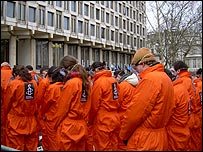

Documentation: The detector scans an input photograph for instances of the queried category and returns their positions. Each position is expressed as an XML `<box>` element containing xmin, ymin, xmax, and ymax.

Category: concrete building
<box><xmin>1</xmin><ymin>1</ymin><xmax>147</xmax><ymax>72</ymax></box>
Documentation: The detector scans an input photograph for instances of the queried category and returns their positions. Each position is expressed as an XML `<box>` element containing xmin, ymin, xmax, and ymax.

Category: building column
<box><xmin>9</xmin><ymin>35</ymin><xmax>16</xmax><ymax>67</ymax></box>
<box><xmin>99</xmin><ymin>49</ymin><xmax>102</xmax><ymax>61</ymax></box>
<box><xmin>89</xmin><ymin>47</ymin><xmax>92</xmax><ymax>66</ymax></box>
<box><xmin>64</xmin><ymin>43</ymin><xmax>68</xmax><ymax>56</ymax></box>
<box><xmin>49</xmin><ymin>41</ymin><xmax>53</xmax><ymax>66</ymax></box>
<box><xmin>77</xmin><ymin>46</ymin><xmax>81</xmax><ymax>64</ymax></box>
<box><xmin>30</xmin><ymin>39</ymin><xmax>36</xmax><ymax>70</ymax></box>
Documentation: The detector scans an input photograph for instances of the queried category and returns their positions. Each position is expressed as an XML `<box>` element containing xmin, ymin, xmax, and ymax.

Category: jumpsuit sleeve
<box><xmin>119</xmin><ymin>79</ymin><xmax>160</xmax><ymax>140</ymax></box>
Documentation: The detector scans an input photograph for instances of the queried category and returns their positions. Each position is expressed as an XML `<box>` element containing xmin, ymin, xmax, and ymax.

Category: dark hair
<box><xmin>13</xmin><ymin>65</ymin><xmax>32</xmax><ymax>81</ymax></box>
<box><xmin>172</xmin><ymin>60</ymin><xmax>188</xmax><ymax>71</ymax></box>
<box><xmin>26</xmin><ymin>65</ymin><xmax>33</xmax><ymax>71</ymax></box>
<box><xmin>196</xmin><ymin>68</ymin><xmax>202</xmax><ymax>75</ymax></box>
<box><xmin>164</xmin><ymin>68</ymin><xmax>176</xmax><ymax>81</ymax></box>
<box><xmin>47</xmin><ymin>66</ymin><xmax>58</xmax><ymax>78</ymax></box>
<box><xmin>60</xmin><ymin>55</ymin><xmax>90</xmax><ymax>95</ymax></box>
<box><xmin>114</xmin><ymin>70</ymin><xmax>125</xmax><ymax>78</ymax></box>
<box><xmin>51</xmin><ymin>68</ymin><xmax>64</xmax><ymax>83</ymax></box>
<box><xmin>90</xmin><ymin>61</ymin><xmax>106</xmax><ymax>71</ymax></box>
<box><xmin>40</xmin><ymin>66</ymin><xmax>49</xmax><ymax>74</ymax></box>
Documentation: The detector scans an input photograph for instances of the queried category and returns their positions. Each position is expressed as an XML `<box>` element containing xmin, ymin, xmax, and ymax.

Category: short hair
<box><xmin>90</xmin><ymin>61</ymin><xmax>106</xmax><ymax>71</ymax></box>
<box><xmin>172</xmin><ymin>61</ymin><xmax>188</xmax><ymax>71</ymax></box>
<box><xmin>26</xmin><ymin>65</ymin><xmax>33</xmax><ymax>71</ymax></box>
<box><xmin>196</xmin><ymin>68</ymin><xmax>202</xmax><ymax>75</ymax></box>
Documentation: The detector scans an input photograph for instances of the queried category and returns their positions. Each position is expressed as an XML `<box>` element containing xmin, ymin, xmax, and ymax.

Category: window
<box><xmin>130</xmin><ymin>22</ymin><xmax>133</xmax><ymax>32</ymax></box>
<box><xmin>137</xmin><ymin>25</ymin><xmax>139</xmax><ymax>34</ymax></box>
<box><xmin>47</xmin><ymin>1</ymin><xmax>53</xmax><ymax>6</ymax></box>
<box><xmin>36</xmin><ymin>40</ymin><xmax>49</xmax><ymax>69</ymax></box>
<box><xmin>123</xmin><ymin>32</ymin><xmax>126</xmax><ymax>45</ymax></box>
<box><xmin>68</xmin><ymin>45</ymin><xmax>78</xmax><ymax>58</ymax></box>
<box><xmin>90</xmin><ymin>24</ymin><xmax>95</xmax><ymax>36</ymax></box>
<box><xmin>71</xmin><ymin>15</ymin><xmax>76</xmax><ymax>33</ymax></box>
<box><xmin>96</xmin><ymin>24</ymin><xmax>100</xmax><ymax>39</ymax></box>
<box><xmin>119</xmin><ymin>3</ymin><xmax>122</xmax><ymax>13</ymax></box>
<box><xmin>101</xmin><ymin>8</ymin><xmax>104</xmax><ymax>22</ymax></box>
<box><xmin>101</xmin><ymin>1</ymin><xmax>104</xmax><ymax>5</ymax></box>
<box><xmin>119</xmin><ymin>33</ymin><xmax>122</xmax><ymax>43</ymax></box>
<box><xmin>90</xmin><ymin>4</ymin><xmax>94</xmax><ymax>19</ymax></box>
<box><xmin>106</xmin><ymin>1</ymin><xmax>109</xmax><ymax>8</ymax></box>
<box><xmin>81</xmin><ymin>47</ymin><xmax>90</xmax><ymax>67</ymax></box>
<box><xmin>48</xmin><ymin>12</ymin><xmax>54</xmax><ymax>26</ymax></box>
<box><xmin>110</xmin><ymin>1</ymin><xmax>113</xmax><ymax>9</ymax></box>
<box><xmin>101</xmin><ymin>27</ymin><xmax>105</xmax><ymax>39</ymax></box>
<box><xmin>64</xmin><ymin>16</ymin><xmax>69</xmax><ymax>30</ymax></box>
<box><xmin>78</xmin><ymin>1</ymin><xmax>82</xmax><ymax>15</ymax></box>
<box><xmin>84</xmin><ymin>19</ymin><xmax>89</xmax><ymax>36</ymax></box>
<box><xmin>119</xmin><ymin>16</ymin><xmax>122</xmax><ymax>29</ymax></box>
<box><xmin>115</xmin><ymin>16</ymin><xmax>118</xmax><ymax>27</ymax></box>
<box><xmin>56</xmin><ymin>1</ymin><xmax>61</xmax><ymax>7</ymax></box>
<box><xmin>111</xmin><ymin>12</ymin><xmax>114</xmax><ymax>26</ymax></box>
<box><xmin>103</xmin><ymin>50</ymin><xmax>109</xmax><ymax>66</ymax></box>
<box><xmin>134</xmin><ymin>37</ymin><xmax>136</xmax><ymax>46</ymax></box>
<box><xmin>96</xmin><ymin>8</ymin><xmax>100</xmax><ymax>20</ymax></box>
<box><xmin>78</xmin><ymin>20</ymin><xmax>83</xmax><ymax>33</ymax></box>
<box><xmin>7</xmin><ymin>1</ymin><xmax>15</xmax><ymax>18</ymax></box>
<box><xmin>1</xmin><ymin>1</ymin><xmax>3</xmax><ymax>17</ymax></box>
<box><xmin>52</xmin><ymin>42</ymin><xmax>64</xmax><ymax>67</ymax></box>
<box><xmin>1</xmin><ymin>40</ymin><xmax>9</xmax><ymax>64</ymax></box>
<box><xmin>18</xmin><ymin>2</ymin><xmax>25</xmax><ymax>21</ymax></box>
<box><xmin>111</xmin><ymin>30</ymin><xmax>114</xmax><ymax>41</ymax></box>
<box><xmin>115</xmin><ymin>30</ymin><xmax>118</xmax><ymax>43</ymax></box>
<box><xmin>84</xmin><ymin>4</ymin><xmax>89</xmax><ymax>16</ymax></box>
<box><xmin>106</xmin><ymin>12</ymin><xmax>109</xmax><ymax>24</ymax></box>
<box><xmin>38</xmin><ymin>6</ymin><xmax>45</xmax><ymax>25</ymax></box>
<box><xmin>115</xmin><ymin>1</ymin><xmax>117</xmax><ymax>12</ymax></box>
<box><xmin>127</xmin><ymin>19</ymin><xmax>129</xmax><ymax>31</ymax></box>
<box><xmin>123</xmin><ymin>19</ymin><xmax>126</xmax><ymax>30</ymax></box>
<box><xmin>29</xmin><ymin>6</ymin><xmax>36</xmax><ymax>22</ymax></box>
<box><xmin>127</xmin><ymin>35</ymin><xmax>130</xmax><ymax>45</ymax></box>
<box><xmin>130</xmin><ymin>7</ymin><xmax>132</xmax><ymax>18</ymax></box>
<box><xmin>106</xmin><ymin>27</ymin><xmax>109</xmax><ymax>40</ymax></box>
<box><xmin>64</xmin><ymin>1</ymin><xmax>69</xmax><ymax>11</ymax></box>
<box><xmin>56</xmin><ymin>11</ymin><xmax>62</xmax><ymax>29</ymax></box>
<box><xmin>92</xmin><ymin>48</ymin><xmax>100</xmax><ymax>63</ymax></box>
<box><xmin>71</xmin><ymin>1</ymin><xmax>76</xmax><ymax>12</ymax></box>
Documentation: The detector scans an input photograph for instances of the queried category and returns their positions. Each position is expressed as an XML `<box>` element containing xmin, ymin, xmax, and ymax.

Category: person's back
<box><xmin>165</xmin><ymin>68</ymin><xmax>190</xmax><ymax>150</ymax></box>
<box><xmin>40</xmin><ymin>68</ymin><xmax>64</xmax><ymax>151</ymax></box>
<box><xmin>4</xmin><ymin>65</ymin><xmax>39</xmax><ymax>151</ymax></box>
<box><xmin>172</xmin><ymin>61</ymin><xmax>202</xmax><ymax>151</ymax></box>
<box><xmin>119</xmin><ymin>47</ymin><xmax>175</xmax><ymax>150</ymax></box>
<box><xmin>117</xmin><ymin>73</ymin><xmax>139</xmax><ymax>150</ymax></box>
<box><xmin>88</xmin><ymin>61</ymin><xmax>120</xmax><ymax>150</ymax></box>
<box><xmin>1</xmin><ymin>62</ymin><xmax>13</xmax><ymax>145</ymax></box>
<box><xmin>52</xmin><ymin>55</ymin><xmax>91</xmax><ymax>151</ymax></box>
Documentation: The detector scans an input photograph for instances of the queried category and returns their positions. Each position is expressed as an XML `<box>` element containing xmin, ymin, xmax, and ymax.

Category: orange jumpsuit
<box><xmin>35</xmin><ymin>77</ymin><xmax>50</xmax><ymax>131</ymax></box>
<box><xmin>119</xmin><ymin>63</ymin><xmax>175</xmax><ymax>150</ymax></box>
<box><xmin>53</xmin><ymin>77</ymin><xmax>91</xmax><ymax>151</ymax></box>
<box><xmin>40</xmin><ymin>82</ymin><xmax>64</xmax><ymax>151</ymax></box>
<box><xmin>1</xmin><ymin>65</ymin><xmax>13</xmax><ymax>145</ymax></box>
<box><xmin>177</xmin><ymin>71</ymin><xmax>202</xmax><ymax>151</ymax></box>
<box><xmin>166</xmin><ymin>78</ymin><xmax>190</xmax><ymax>150</ymax></box>
<box><xmin>89</xmin><ymin>69</ymin><xmax>120</xmax><ymax>150</ymax></box>
<box><xmin>4</xmin><ymin>77</ymin><xmax>39</xmax><ymax>151</ymax></box>
<box><xmin>117</xmin><ymin>74</ymin><xmax>138</xmax><ymax>150</ymax></box>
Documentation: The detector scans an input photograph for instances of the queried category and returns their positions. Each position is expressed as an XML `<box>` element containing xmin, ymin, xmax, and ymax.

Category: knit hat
<box><xmin>131</xmin><ymin>47</ymin><xmax>156</xmax><ymax>65</ymax></box>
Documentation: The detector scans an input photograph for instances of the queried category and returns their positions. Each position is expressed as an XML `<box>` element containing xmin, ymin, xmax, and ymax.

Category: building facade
<box><xmin>1</xmin><ymin>1</ymin><xmax>147</xmax><ymax>72</ymax></box>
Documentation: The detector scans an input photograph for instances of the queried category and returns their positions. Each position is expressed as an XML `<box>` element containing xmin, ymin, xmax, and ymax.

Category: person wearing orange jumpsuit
<box><xmin>26</xmin><ymin>65</ymin><xmax>42</xmax><ymax>85</ymax></box>
<box><xmin>117</xmin><ymin>72</ymin><xmax>139</xmax><ymax>150</ymax></box>
<box><xmin>164</xmin><ymin>68</ymin><xmax>190</xmax><ymax>150</ymax></box>
<box><xmin>40</xmin><ymin>68</ymin><xmax>64</xmax><ymax>151</ymax></box>
<box><xmin>88</xmin><ymin>61</ymin><xmax>120</xmax><ymax>150</ymax></box>
<box><xmin>52</xmin><ymin>55</ymin><xmax>92</xmax><ymax>151</ymax></box>
<box><xmin>4</xmin><ymin>65</ymin><xmax>39</xmax><ymax>151</ymax></box>
<box><xmin>172</xmin><ymin>61</ymin><xmax>202</xmax><ymax>151</ymax></box>
<box><xmin>119</xmin><ymin>47</ymin><xmax>175</xmax><ymax>150</ymax></box>
<box><xmin>1</xmin><ymin>62</ymin><xmax>13</xmax><ymax>145</ymax></box>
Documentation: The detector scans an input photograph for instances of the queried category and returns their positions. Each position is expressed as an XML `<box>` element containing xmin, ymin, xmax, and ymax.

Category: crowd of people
<box><xmin>1</xmin><ymin>47</ymin><xmax>202</xmax><ymax>151</ymax></box>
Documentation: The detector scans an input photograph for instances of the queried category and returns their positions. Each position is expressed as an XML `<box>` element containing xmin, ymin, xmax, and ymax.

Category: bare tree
<box><xmin>146</xmin><ymin>1</ymin><xmax>202</xmax><ymax>68</ymax></box>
